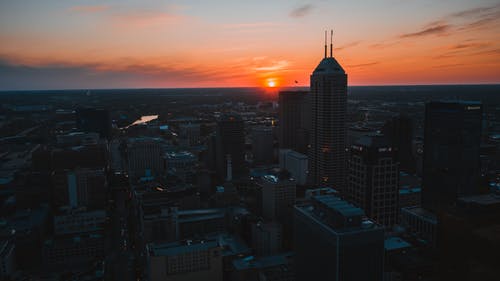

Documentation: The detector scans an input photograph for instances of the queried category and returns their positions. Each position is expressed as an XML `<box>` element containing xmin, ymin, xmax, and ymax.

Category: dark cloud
<box><xmin>347</xmin><ymin>62</ymin><xmax>379</xmax><ymax>68</ymax></box>
<box><xmin>336</xmin><ymin>41</ymin><xmax>362</xmax><ymax>51</ymax></box>
<box><xmin>289</xmin><ymin>4</ymin><xmax>313</xmax><ymax>18</ymax></box>
<box><xmin>432</xmin><ymin>63</ymin><xmax>465</xmax><ymax>69</ymax></box>
<box><xmin>451</xmin><ymin>4</ymin><xmax>500</xmax><ymax>18</ymax></box>
<box><xmin>399</xmin><ymin>23</ymin><xmax>451</xmax><ymax>38</ymax></box>
<box><xmin>0</xmin><ymin>57</ymin><xmax>246</xmax><ymax>90</ymax></box>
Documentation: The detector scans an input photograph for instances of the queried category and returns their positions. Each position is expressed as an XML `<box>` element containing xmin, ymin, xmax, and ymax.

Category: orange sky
<box><xmin>0</xmin><ymin>1</ymin><xmax>499</xmax><ymax>90</ymax></box>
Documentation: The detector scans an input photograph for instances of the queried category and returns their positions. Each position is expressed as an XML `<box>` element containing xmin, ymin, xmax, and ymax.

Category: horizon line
<box><xmin>1</xmin><ymin>82</ymin><xmax>500</xmax><ymax>93</ymax></box>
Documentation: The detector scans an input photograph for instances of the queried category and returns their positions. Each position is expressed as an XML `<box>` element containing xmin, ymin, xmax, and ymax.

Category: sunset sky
<box><xmin>1</xmin><ymin>0</ymin><xmax>499</xmax><ymax>90</ymax></box>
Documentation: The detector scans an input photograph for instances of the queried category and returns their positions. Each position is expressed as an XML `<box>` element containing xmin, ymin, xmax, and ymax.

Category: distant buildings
<box><xmin>294</xmin><ymin>195</ymin><xmax>384</xmax><ymax>281</ymax></box>
<box><xmin>308</xmin><ymin>41</ymin><xmax>348</xmax><ymax>190</ymax></box>
<box><xmin>347</xmin><ymin>135</ymin><xmax>399</xmax><ymax>227</ymax></box>
<box><xmin>75</xmin><ymin>107</ymin><xmax>111</xmax><ymax>139</ymax></box>
<box><xmin>422</xmin><ymin>101</ymin><xmax>483</xmax><ymax>213</ymax></box>
<box><xmin>178</xmin><ymin>123</ymin><xmax>201</xmax><ymax>146</ymax></box>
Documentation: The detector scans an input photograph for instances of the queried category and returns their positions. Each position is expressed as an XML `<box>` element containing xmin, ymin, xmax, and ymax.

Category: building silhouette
<box><xmin>347</xmin><ymin>135</ymin><xmax>399</xmax><ymax>227</ymax></box>
<box><xmin>294</xmin><ymin>195</ymin><xmax>384</xmax><ymax>281</ymax></box>
<box><xmin>422</xmin><ymin>101</ymin><xmax>482</xmax><ymax>213</ymax></box>
<box><xmin>251</xmin><ymin>126</ymin><xmax>274</xmax><ymax>165</ymax></box>
<box><xmin>278</xmin><ymin>91</ymin><xmax>309</xmax><ymax>153</ymax></box>
<box><xmin>308</xmin><ymin>32</ymin><xmax>348</xmax><ymax>191</ymax></box>
<box><xmin>382</xmin><ymin>114</ymin><xmax>415</xmax><ymax>173</ymax></box>
<box><xmin>216</xmin><ymin>114</ymin><xmax>245</xmax><ymax>180</ymax></box>
<box><xmin>75</xmin><ymin>107</ymin><xmax>111</xmax><ymax>139</ymax></box>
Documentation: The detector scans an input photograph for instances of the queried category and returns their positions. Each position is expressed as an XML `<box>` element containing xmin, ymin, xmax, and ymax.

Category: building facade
<box><xmin>308</xmin><ymin>44</ymin><xmax>348</xmax><ymax>191</ymax></box>
<box><xmin>347</xmin><ymin>135</ymin><xmax>399</xmax><ymax>227</ymax></box>
<box><xmin>422</xmin><ymin>101</ymin><xmax>482</xmax><ymax>212</ymax></box>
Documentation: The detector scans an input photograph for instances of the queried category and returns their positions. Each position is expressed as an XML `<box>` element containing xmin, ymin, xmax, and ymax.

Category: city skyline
<box><xmin>1</xmin><ymin>0</ymin><xmax>500</xmax><ymax>90</ymax></box>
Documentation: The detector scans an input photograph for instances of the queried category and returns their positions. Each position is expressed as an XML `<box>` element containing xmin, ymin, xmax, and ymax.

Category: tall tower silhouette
<box><xmin>308</xmin><ymin>30</ymin><xmax>348</xmax><ymax>191</ymax></box>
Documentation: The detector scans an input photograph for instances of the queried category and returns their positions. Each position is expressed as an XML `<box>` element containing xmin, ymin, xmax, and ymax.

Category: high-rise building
<box><xmin>251</xmin><ymin>126</ymin><xmax>274</xmax><ymax>165</ymax></box>
<box><xmin>126</xmin><ymin>137</ymin><xmax>164</xmax><ymax>180</ymax></box>
<box><xmin>279</xmin><ymin>149</ymin><xmax>308</xmax><ymax>185</ymax></box>
<box><xmin>382</xmin><ymin>114</ymin><xmax>415</xmax><ymax>173</ymax></box>
<box><xmin>216</xmin><ymin>114</ymin><xmax>245</xmax><ymax>180</ymax></box>
<box><xmin>278</xmin><ymin>91</ymin><xmax>309</xmax><ymax>153</ymax></box>
<box><xmin>52</xmin><ymin>168</ymin><xmax>107</xmax><ymax>209</ymax></box>
<box><xmin>308</xmin><ymin>33</ymin><xmax>348</xmax><ymax>191</ymax></box>
<box><xmin>251</xmin><ymin>221</ymin><xmax>282</xmax><ymax>256</ymax></box>
<box><xmin>294</xmin><ymin>195</ymin><xmax>384</xmax><ymax>281</ymax></box>
<box><xmin>347</xmin><ymin>135</ymin><xmax>399</xmax><ymax>227</ymax></box>
<box><xmin>259</xmin><ymin>174</ymin><xmax>296</xmax><ymax>222</ymax></box>
<box><xmin>178</xmin><ymin>123</ymin><xmax>201</xmax><ymax>146</ymax></box>
<box><xmin>422</xmin><ymin>101</ymin><xmax>482</xmax><ymax>213</ymax></box>
<box><xmin>75</xmin><ymin>107</ymin><xmax>111</xmax><ymax>139</ymax></box>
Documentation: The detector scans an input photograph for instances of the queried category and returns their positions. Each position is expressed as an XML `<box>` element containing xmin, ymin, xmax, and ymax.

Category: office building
<box><xmin>347</xmin><ymin>135</ymin><xmax>399</xmax><ymax>227</ymax></box>
<box><xmin>164</xmin><ymin>151</ymin><xmax>197</xmax><ymax>182</ymax></box>
<box><xmin>0</xmin><ymin>239</ymin><xmax>16</xmax><ymax>279</ymax></box>
<box><xmin>147</xmin><ymin>239</ymin><xmax>223</xmax><ymax>281</ymax></box>
<box><xmin>308</xmin><ymin>34</ymin><xmax>348</xmax><ymax>190</ymax></box>
<box><xmin>75</xmin><ymin>107</ymin><xmax>111</xmax><ymax>139</ymax></box>
<box><xmin>216</xmin><ymin>114</ymin><xmax>245</xmax><ymax>180</ymax></box>
<box><xmin>179</xmin><ymin>123</ymin><xmax>201</xmax><ymax>146</ymax></box>
<box><xmin>259</xmin><ymin>174</ymin><xmax>296</xmax><ymax>222</ymax></box>
<box><xmin>382</xmin><ymin>114</ymin><xmax>415</xmax><ymax>173</ymax></box>
<box><xmin>52</xmin><ymin>168</ymin><xmax>107</xmax><ymax>209</ymax></box>
<box><xmin>231</xmin><ymin>252</ymin><xmax>294</xmax><ymax>281</ymax></box>
<box><xmin>53</xmin><ymin>209</ymin><xmax>106</xmax><ymax>235</ymax></box>
<box><xmin>251</xmin><ymin>221</ymin><xmax>282</xmax><ymax>256</ymax></box>
<box><xmin>251</xmin><ymin>126</ymin><xmax>274</xmax><ymax>165</ymax></box>
<box><xmin>279</xmin><ymin>149</ymin><xmax>308</xmax><ymax>185</ymax></box>
<box><xmin>294</xmin><ymin>195</ymin><xmax>384</xmax><ymax>281</ymax></box>
<box><xmin>278</xmin><ymin>91</ymin><xmax>309</xmax><ymax>153</ymax></box>
<box><xmin>400</xmin><ymin>206</ymin><xmax>437</xmax><ymax>246</ymax></box>
<box><xmin>127</xmin><ymin>137</ymin><xmax>164</xmax><ymax>180</ymax></box>
<box><xmin>422</xmin><ymin>101</ymin><xmax>482</xmax><ymax>212</ymax></box>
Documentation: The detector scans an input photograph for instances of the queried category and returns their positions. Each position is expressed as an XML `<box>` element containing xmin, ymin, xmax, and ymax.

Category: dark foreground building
<box><xmin>294</xmin><ymin>195</ymin><xmax>384</xmax><ymax>281</ymax></box>
<box><xmin>422</xmin><ymin>101</ymin><xmax>482</xmax><ymax>213</ymax></box>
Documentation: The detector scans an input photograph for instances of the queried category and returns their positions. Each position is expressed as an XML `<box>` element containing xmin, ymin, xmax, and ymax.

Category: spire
<box><xmin>324</xmin><ymin>30</ymin><xmax>327</xmax><ymax>58</ymax></box>
<box><xmin>330</xmin><ymin>29</ymin><xmax>333</xmax><ymax>57</ymax></box>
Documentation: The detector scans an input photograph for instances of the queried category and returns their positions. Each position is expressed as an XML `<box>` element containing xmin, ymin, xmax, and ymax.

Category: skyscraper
<box><xmin>294</xmin><ymin>195</ymin><xmax>384</xmax><ymax>281</ymax></box>
<box><xmin>216</xmin><ymin>114</ymin><xmax>245</xmax><ymax>180</ymax></box>
<box><xmin>382</xmin><ymin>114</ymin><xmax>415</xmax><ymax>173</ymax></box>
<box><xmin>347</xmin><ymin>135</ymin><xmax>399</xmax><ymax>227</ymax></box>
<box><xmin>278</xmin><ymin>91</ymin><xmax>309</xmax><ymax>153</ymax></box>
<box><xmin>251</xmin><ymin>125</ymin><xmax>274</xmax><ymax>165</ymax></box>
<box><xmin>308</xmin><ymin>31</ymin><xmax>348</xmax><ymax>191</ymax></box>
<box><xmin>422</xmin><ymin>101</ymin><xmax>482</xmax><ymax>213</ymax></box>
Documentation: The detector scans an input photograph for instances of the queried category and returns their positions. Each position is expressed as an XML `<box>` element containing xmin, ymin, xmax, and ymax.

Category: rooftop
<box><xmin>385</xmin><ymin>237</ymin><xmax>412</xmax><ymax>251</ymax></box>
<box><xmin>232</xmin><ymin>252</ymin><xmax>293</xmax><ymax>270</ymax></box>
<box><xmin>149</xmin><ymin>239</ymin><xmax>219</xmax><ymax>256</ymax></box>
<box><xmin>313</xmin><ymin>57</ymin><xmax>345</xmax><ymax>74</ymax></box>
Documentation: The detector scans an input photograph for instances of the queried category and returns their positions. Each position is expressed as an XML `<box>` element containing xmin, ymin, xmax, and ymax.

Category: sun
<box><xmin>267</xmin><ymin>80</ymin><xmax>276</xmax><ymax>87</ymax></box>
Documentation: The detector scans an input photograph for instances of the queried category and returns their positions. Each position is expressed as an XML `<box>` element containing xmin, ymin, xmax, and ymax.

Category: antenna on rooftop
<box><xmin>330</xmin><ymin>29</ymin><xmax>333</xmax><ymax>57</ymax></box>
<box><xmin>324</xmin><ymin>30</ymin><xmax>327</xmax><ymax>58</ymax></box>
